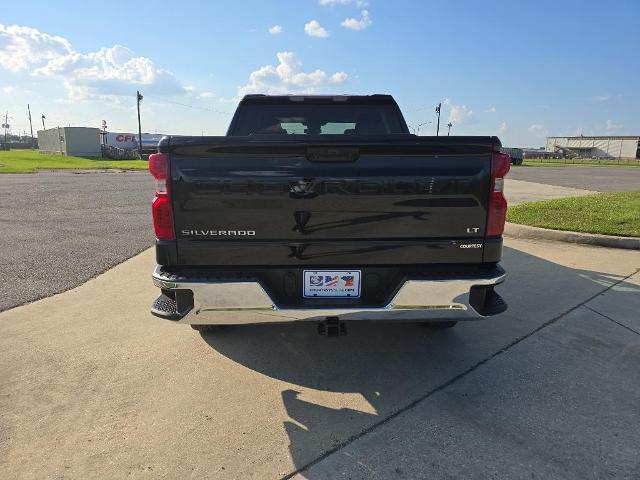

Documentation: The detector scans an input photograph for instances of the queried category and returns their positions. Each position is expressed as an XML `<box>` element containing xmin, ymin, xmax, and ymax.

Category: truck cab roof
<box><xmin>238</xmin><ymin>94</ymin><xmax>399</xmax><ymax>106</ymax></box>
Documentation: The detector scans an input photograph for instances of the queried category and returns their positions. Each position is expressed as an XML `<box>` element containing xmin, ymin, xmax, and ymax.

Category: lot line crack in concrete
<box><xmin>583</xmin><ymin>304</ymin><xmax>640</xmax><ymax>336</ymax></box>
<box><xmin>282</xmin><ymin>267</ymin><xmax>640</xmax><ymax>480</ymax></box>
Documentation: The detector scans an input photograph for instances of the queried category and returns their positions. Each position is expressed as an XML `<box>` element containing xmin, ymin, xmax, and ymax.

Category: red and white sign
<box><xmin>104</xmin><ymin>132</ymin><xmax>164</xmax><ymax>149</ymax></box>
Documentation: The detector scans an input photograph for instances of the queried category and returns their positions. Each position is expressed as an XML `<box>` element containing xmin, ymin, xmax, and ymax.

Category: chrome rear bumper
<box><xmin>151</xmin><ymin>266</ymin><xmax>506</xmax><ymax>325</ymax></box>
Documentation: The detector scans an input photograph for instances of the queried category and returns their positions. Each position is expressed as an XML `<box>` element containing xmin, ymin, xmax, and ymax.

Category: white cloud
<box><xmin>0</xmin><ymin>24</ymin><xmax>72</xmax><ymax>71</ymax></box>
<box><xmin>184</xmin><ymin>85</ymin><xmax>195</xmax><ymax>93</ymax></box>
<box><xmin>0</xmin><ymin>23</ymin><xmax>183</xmax><ymax>100</ymax></box>
<box><xmin>443</xmin><ymin>98</ymin><xmax>473</xmax><ymax>124</ymax></box>
<box><xmin>498</xmin><ymin>121</ymin><xmax>508</xmax><ymax>134</ymax></box>
<box><xmin>591</xmin><ymin>93</ymin><xmax>622</xmax><ymax>102</ymax></box>
<box><xmin>304</xmin><ymin>20</ymin><xmax>329</xmax><ymax>38</ymax></box>
<box><xmin>199</xmin><ymin>91</ymin><xmax>215</xmax><ymax>98</ymax></box>
<box><xmin>2</xmin><ymin>85</ymin><xmax>15</xmax><ymax>94</ymax></box>
<box><xmin>320</xmin><ymin>0</ymin><xmax>368</xmax><ymax>6</ymax></box>
<box><xmin>237</xmin><ymin>51</ymin><xmax>347</xmax><ymax>97</ymax></box>
<box><xmin>341</xmin><ymin>10</ymin><xmax>372</xmax><ymax>30</ymax></box>
<box><xmin>606</xmin><ymin>119</ymin><xmax>623</xmax><ymax>131</ymax></box>
<box><xmin>268</xmin><ymin>25</ymin><xmax>283</xmax><ymax>35</ymax></box>
<box><xmin>528</xmin><ymin>124</ymin><xmax>548</xmax><ymax>136</ymax></box>
<box><xmin>485</xmin><ymin>106</ymin><xmax>496</xmax><ymax>113</ymax></box>
<box><xmin>330</xmin><ymin>72</ymin><xmax>348</xmax><ymax>83</ymax></box>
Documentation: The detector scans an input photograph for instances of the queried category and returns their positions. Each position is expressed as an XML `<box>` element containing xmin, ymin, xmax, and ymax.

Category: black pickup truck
<box><xmin>150</xmin><ymin>94</ymin><xmax>509</xmax><ymax>334</ymax></box>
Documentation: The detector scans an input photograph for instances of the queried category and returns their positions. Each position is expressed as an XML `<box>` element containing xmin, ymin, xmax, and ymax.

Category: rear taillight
<box><xmin>487</xmin><ymin>152</ymin><xmax>511</xmax><ymax>237</ymax></box>
<box><xmin>149</xmin><ymin>153</ymin><xmax>175</xmax><ymax>240</ymax></box>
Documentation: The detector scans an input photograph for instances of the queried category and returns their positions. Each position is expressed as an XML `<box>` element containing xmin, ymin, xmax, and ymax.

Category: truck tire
<box><xmin>423</xmin><ymin>321</ymin><xmax>458</xmax><ymax>329</ymax></box>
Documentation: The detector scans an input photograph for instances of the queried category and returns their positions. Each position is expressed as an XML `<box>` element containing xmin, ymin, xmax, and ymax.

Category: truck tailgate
<box><xmin>167</xmin><ymin>136</ymin><xmax>497</xmax><ymax>266</ymax></box>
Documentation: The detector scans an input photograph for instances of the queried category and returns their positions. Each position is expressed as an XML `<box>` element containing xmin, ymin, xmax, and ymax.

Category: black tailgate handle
<box><xmin>306</xmin><ymin>147</ymin><xmax>360</xmax><ymax>163</ymax></box>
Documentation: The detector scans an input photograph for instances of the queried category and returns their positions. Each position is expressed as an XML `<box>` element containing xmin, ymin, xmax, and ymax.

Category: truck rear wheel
<box><xmin>423</xmin><ymin>321</ymin><xmax>458</xmax><ymax>329</ymax></box>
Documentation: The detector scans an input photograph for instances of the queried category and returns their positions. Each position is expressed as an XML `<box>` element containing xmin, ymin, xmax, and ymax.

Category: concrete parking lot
<box><xmin>1</xmin><ymin>239</ymin><xmax>638</xmax><ymax>479</ymax></box>
<box><xmin>1</xmin><ymin>167</ymin><xmax>639</xmax><ymax>479</ymax></box>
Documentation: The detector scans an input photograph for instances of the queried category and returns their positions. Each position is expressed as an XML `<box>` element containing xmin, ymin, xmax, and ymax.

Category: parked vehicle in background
<box><xmin>502</xmin><ymin>147</ymin><xmax>523</xmax><ymax>165</ymax></box>
<box><xmin>149</xmin><ymin>94</ymin><xmax>510</xmax><ymax>335</ymax></box>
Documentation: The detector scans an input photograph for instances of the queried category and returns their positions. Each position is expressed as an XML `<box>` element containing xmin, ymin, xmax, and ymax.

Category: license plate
<box><xmin>303</xmin><ymin>270</ymin><xmax>361</xmax><ymax>298</ymax></box>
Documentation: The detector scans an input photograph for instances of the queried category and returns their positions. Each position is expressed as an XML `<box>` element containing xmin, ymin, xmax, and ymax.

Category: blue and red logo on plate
<box><xmin>324</xmin><ymin>275</ymin><xmax>339</xmax><ymax>286</ymax></box>
<box><xmin>341</xmin><ymin>275</ymin><xmax>354</xmax><ymax>287</ymax></box>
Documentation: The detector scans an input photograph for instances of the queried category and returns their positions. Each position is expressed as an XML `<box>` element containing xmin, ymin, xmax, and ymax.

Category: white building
<box><xmin>37</xmin><ymin>127</ymin><xmax>101</xmax><ymax>157</ymax></box>
<box><xmin>546</xmin><ymin>136</ymin><xmax>640</xmax><ymax>159</ymax></box>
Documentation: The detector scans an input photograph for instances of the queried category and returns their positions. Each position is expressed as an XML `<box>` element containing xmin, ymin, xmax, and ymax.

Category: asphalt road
<box><xmin>1</xmin><ymin>240</ymin><xmax>638</xmax><ymax>479</ymax></box>
<box><xmin>0</xmin><ymin>172</ymin><xmax>153</xmax><ymax>311</ymax></box>
<box><xmin>508</xmin><ymin>165</ymin><xmax>640</xmax><ymax>192</ymax></box>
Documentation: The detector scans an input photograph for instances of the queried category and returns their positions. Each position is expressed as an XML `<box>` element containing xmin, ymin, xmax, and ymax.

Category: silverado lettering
<box><xmin>181</xmin><ymin>229</ymin><xmax>256</xmax><ymax>236</ymax></box>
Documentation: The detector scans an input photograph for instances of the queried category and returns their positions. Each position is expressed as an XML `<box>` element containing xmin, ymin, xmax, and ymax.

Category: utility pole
<box><xmin>3</xmin><ymin>111</ymin><xmax>8</xmax><ymax>150</ymax></box>
<box><xmin>41</xmin><ymin>114</ymin><xmax>46</xmax><ymax>130</ymax></box>
<box><xmin>57</xmin><ymin>126</ymin><xmax>64</xmax><ymax>155</ymax></box>
<box><xmin>136</xmin><ymin>90</ymin><xmax>143</xmax><ymax>158</ymax></box>
<box><xmin>27</xmin><ymin>104</ymin><xmax>34</xmax><ymax>149</ymax></box>
<box><xmin>447</xmin><ymin>122</ymin><xmax>453</xmax><ymax>136</ymax></box>
<box><xmin>435</xmin><ymin>103</ymin><xmax>441</xmax><ymax>136</ymax></box>
<box><xmin>100</xmin><ymin>120</ymin><xmax>107</xmax><ymax>145</ymax></box>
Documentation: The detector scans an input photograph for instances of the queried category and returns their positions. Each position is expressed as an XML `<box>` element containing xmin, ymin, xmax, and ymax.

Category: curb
<box><xmin>504</xmin><ymin>223</ymin><xmax>640</xmax><ymax>250</ymax></box>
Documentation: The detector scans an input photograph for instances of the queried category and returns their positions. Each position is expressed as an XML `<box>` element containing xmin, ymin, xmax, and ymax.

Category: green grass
<box><xmin>522</xmin><ymin>159</ymin><xmax>640</xmax><ymax>167</ymax></box>
<box><xmin>0</xmin><ymin>150</ymin><xmax>148</xmax><ymax>173</ymax></box>
<box><xmin>507</xmin><ymin>190</ymin><xmax>640</xmax><ymax>237</ymax></box>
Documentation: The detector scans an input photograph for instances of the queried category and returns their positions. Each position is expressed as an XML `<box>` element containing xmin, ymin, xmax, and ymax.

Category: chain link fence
<box><xmin>101</xmin><ymin>144</ymin><xmax>141</xmax><ymax>160</ymax></box>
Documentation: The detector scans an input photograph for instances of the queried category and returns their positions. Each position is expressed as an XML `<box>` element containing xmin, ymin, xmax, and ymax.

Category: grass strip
<box><xmin>507</xmin><ymin>190</ymin><xmax>640</xmax><ymax>237</ymax></box>
<box><xmin>0</xmin><ymin>150</ymin><xmax>148</xmax><ymax>173</ymax></box>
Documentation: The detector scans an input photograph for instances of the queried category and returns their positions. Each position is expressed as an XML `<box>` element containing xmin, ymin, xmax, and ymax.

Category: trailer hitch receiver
<box><xmin>318</xmin><ymin>317</ymin><xmax>347</xmax><ymax>337</ymax></box>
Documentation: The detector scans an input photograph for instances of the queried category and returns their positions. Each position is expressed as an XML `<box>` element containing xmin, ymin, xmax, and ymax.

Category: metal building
<box><xmin>546</xmin><ymin>136</ymin><xmax>640</xmax><ymax>159</ymax></box>
<box><xmin>37</xmin><ymin>127</ymin><xmax>101</xmax><ymax>157</ymax></box>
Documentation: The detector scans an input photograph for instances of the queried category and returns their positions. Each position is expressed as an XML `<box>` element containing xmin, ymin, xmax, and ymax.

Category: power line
<box><xmin>144</xmin><ymin>95</ymin><xmax>231</xmax><ymax>115</ymax></box>
<box><xmin>403</xmin><ymin>104</ymin><xmax>441</xmax><ymax>114</ymax></box>
<box><xmin>408</xmin><ymin>121</ymin><xmax>432</xmax><ymax>135</ymax></box>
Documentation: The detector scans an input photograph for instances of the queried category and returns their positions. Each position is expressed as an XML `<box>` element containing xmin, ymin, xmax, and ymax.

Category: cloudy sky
<box><xmin>0</xmin><ymin>0</ymin><xmax>638</xmax><ymax>146</ymax></box>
